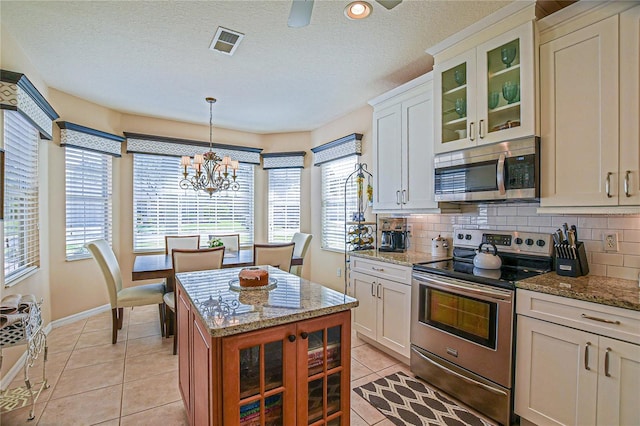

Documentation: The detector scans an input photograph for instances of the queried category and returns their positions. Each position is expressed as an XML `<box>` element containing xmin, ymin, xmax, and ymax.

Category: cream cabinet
<box><xmin>369</xmin><ymin>73</ymin><xmax>439</xmax><ymax>212</ymax></box>
<box><xmin>515</xmin><ymin>289</ymin><xmax>640</xmax><ymax>426</ymax></box>
<box><xmin>349</xmin><ymin>257</ymin><xmax>411</xmax><ymax>358</ymax></box>
<box><xmin>539</xmin><ymin>4</ymin><xmax>640</xmax><ymax>210</ymax></box>
<box><xmin>434</xmin><ymin>21</ymin><xmax>535</xmax><ymax>153</ymax></box>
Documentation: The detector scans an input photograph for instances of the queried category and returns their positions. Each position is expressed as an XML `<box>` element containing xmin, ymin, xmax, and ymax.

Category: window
<box><xmin>133</xmin><ymin>153</ymin><xmax>254</xmax><ymax>251</ymax></box>
<box><xmin>65</xmin><ymin>147</ymin><xmax>113</xmax><ymax>260</ymax></box>
<box><xmin>3</xmin><ymin>111</ymin><xmax>40</xmax><ymax>283</ymax></box>
<box><xmin>321</xmin><ymin>155</ymin><xmax>357</xmax><ymax>251</ymax></box>
<box><xmin>268</xmin><ymin>168</ymin><xmax>301</xmax><ymax>242</ymax></box>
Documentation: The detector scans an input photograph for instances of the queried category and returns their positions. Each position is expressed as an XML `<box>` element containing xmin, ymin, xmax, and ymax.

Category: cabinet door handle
<box><xmin>584</xmin><ymin>342</ymin><xmax>592</xmax><ymax>370</ymax></box>
<box><xmin>288</xmin><ymin>334</ymin><xmax>296</xmax><ymax>342</ymax></box>
<box><xmin>376</xmin><ymin>283</ymin><xmax>382</xmax><ymax>299</ymax></box>
<box><xmin>624</xmin><ymin>170</ymin><xmax>631</xmax><ymax>197</ymax></box>
<box><xmin>604</xmin><ymin>347</ymin><xmax>612</xmax><ymax>377</ymax></box>
<box><xmin>402</xmin><ymin>189</ymin><xmax>407</xmax><ymax>204</ymax></box>
<box><xmin>300</xmin><ymin>331</ymin><xmax>308</xmax><ymax>339</ymax></box>
<box><xmin>371</xmin><ymin>282</ymin><xmax>375</xmax><ymax>297</ymax></box>
<box><xmin>396</xmin><ymin>190</ymin><xmax>401</xmax><ymax>205</ymax></box>
<box><xmin>581</xmin><ymin>313</ymin><xmax>621</xmax><ymax>325</ymax></box>
<box><xmin>469</xmin><ymin>122</ymin><xmax>475</xmax><ymax>142</ymax></box>
<box><xmin>479</xmin><ymin>119</ymin><xmax>485</xmax><ymax>139</ymax></box>
<box><xmin>606</xmin><ymin>172</ymin><xmax>613</xmax><ymax>198</ymax></box>
<box><xmin>371</xmin><ymin>266</ymin><xmax>384</xmax><ymax>272</ymax></box>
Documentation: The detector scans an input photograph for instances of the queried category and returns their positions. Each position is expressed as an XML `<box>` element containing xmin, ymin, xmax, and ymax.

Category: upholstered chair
<box><xmin>208</xmin><ymin>234</ymin><xmax>240</xmax><ymax>253</ymax></box>
<box><xmin>290</xmin><ymin>232</ymin><xmax>312</xmax><ymax>277</ymax></box>
<box><xmin>166</xmin><ymin>247</ymin><xmax>225</xmax><ymax>354</ymax></box>
<box><xmin>253</xmin><ymin>242</ymin><xmax>295</xmax><ymax>272</ymax></box>
<box><xmin>86</xmin><ymin>239</ymin><xmax>166</xmax><ymax>344</ymax></box>
<box><xmin>165</xmin><ymin>235</ymin><xmax>200</xmax><ymax>254</ymax></box>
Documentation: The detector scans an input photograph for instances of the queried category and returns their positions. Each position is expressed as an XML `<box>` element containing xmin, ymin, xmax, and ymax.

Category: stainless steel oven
<box><xmin>410</xmin><ymin>229</ymin><xmax>554</xmax><ymax>426</ymax></box>
<box><xmin>434</xmin><ymin>136</ymin><xmax>539</xmax><ymax>202</ymax></box>
<box><xmin>411</xmin><ymin>272</ymin><xmax>514</xmax><ymax>426</ymax></box>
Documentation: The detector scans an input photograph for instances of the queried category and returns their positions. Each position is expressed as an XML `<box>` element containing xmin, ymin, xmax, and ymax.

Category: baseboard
<box><xmin>49</xmin><ymin>303</ymin><xmax>110</xmax><ymax>329</ymax></box>
<box><xmin>1</xmin><ymin>304</ymin><xmax>109</xmax><ymax>390</ymax></box>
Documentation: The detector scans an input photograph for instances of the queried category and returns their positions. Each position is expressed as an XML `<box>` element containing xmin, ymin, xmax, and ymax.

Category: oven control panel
<box><xmin>453</xmin><ymin>229</ymin><xmax>553</xmax><ymax>256</ymax></box>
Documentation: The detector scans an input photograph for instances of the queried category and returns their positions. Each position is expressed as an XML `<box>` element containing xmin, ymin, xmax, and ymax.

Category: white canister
<box><xmin>431</xmin><ymin>235</ymin><xmax>449</xmax><ymax>256</ymax></box>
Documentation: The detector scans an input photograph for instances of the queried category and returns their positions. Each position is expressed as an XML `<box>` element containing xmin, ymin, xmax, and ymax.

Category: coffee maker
<box><xmin>379</xmin><ymin>218</ymin><xmax>409</xmax><ymax>252</ymax></box>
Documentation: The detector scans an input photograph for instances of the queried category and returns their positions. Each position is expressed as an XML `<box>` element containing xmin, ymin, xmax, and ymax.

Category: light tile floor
<box><xmin>1</xmin><ymin>305</ymin><xmax>483</xmax><ymax>425</ymax></box>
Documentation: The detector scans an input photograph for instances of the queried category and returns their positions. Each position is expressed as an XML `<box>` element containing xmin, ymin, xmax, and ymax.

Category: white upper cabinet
<box><xmin>434</xmin><ymin>21</ymin><xmax>535</xmax><ymax>154</ymax></box>
<box><xmin>539</xmin><ymin>3</ymin><xmax>640</xmax><ymax>211</ymax></box>
<box><xmin>370</xmin><ymin>73</ymin><xmax>443</xmax><ymax>213</ymax></box>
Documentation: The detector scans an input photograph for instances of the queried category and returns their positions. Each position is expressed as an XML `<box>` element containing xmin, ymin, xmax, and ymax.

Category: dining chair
<box><xmin>165</xmin><ymin>235</ymin><xmax>200</xmax><ymax>254</ymax></box>
<box><xmin>86</xmin><ymin>239</ymin><xmax>166</xmax><ymax>344</ymax></box>
<box><xmin>209</xmin><ymin>233</ymin><xmax>240</xmax><ymax>253</ymax></box>
<box><xmin>253</xmin><ymin>242</ymin><xmax>295</xmax><ymax>272</ymax></box>
<box><xmin>166</xmin><ymin>246</ymin><xmax>225</xmax><ymax>355</ymax></box>
<box><xmin>290</xmin><ymin>232</ymin><xmax>312</xmax><ymax>277</ymax></box>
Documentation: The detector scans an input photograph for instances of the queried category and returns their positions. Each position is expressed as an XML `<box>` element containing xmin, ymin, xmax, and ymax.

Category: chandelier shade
<box><xmin>179</xmin><ymin>97</ymin><xmax>240</xmax><ymax>197</ymax></box>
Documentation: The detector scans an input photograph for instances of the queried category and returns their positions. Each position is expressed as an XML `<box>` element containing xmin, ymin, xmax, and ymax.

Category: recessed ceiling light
<box><xmin>344</xmin><ymin>1</ymin><xmax>372</xmax><ymax>20</ymax></box>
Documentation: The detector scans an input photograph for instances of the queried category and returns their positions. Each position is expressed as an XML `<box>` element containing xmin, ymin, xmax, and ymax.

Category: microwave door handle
<box><xmin>497</xmin><ymin>153</ymin><xmax>506</xmax><ymax>195</ymax></box>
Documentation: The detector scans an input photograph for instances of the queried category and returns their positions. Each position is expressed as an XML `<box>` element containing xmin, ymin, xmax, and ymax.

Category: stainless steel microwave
<box><xmin>434</xmin><ymin>137</ymin><xmax>540</xmax><ymax>202</ymax></box>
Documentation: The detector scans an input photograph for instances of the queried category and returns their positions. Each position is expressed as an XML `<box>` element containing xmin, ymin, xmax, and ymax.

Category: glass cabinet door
<box><xmin>298</xmin><ymin>311</ymin><xmax>351</xmax><ymax>426</ymax></box>
<box><xmin>223</xmin><ymin>324</ymin><xmax>297</xmax><ymax>426</ymax></box>
<box><xmin>434</xmin><ymin>49</ymin><xmax>477</xmax><ymax>154</ymax></box>
<box><xmin>476</xmin><ymin>21</ymin><xmax>535</xmax><ymax>145</ymax></box>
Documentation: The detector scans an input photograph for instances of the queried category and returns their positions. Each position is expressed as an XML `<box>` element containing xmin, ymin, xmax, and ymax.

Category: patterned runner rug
<box><xmin>353</xmin><ymin>371</ymin><xmax>494</xmax><ymax>426</ymax></box>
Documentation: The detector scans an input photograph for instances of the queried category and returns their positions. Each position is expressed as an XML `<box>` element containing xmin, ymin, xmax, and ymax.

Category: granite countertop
<box><xmin>348</xmin><ymin>250</ymin><xmax>451</xmax><ymax>267</ymax></box>
<box><xmin>517</xmin><ymin>273</ymin><xmax>640</xmax><ymax>311</ymax></box>
<box><xmin>175</xmin><ymin>265</ymin><xmax>358</xmax><ymax>337</ymax></box>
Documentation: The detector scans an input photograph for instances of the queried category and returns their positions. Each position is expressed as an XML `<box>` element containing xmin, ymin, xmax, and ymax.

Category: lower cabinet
<box><xmin>350</xmin><ymin>257</ymin><xmax>412</xmax><ymax>358</ymax></box>
<box><xmin>177</xmin><ymin>283</ymin><xmax>351</xmax><ymax>425</ymax></box>
<box><xmin>515</xmin><ymin>289</ymin><xmax>640</xmax><ymax>426</ymax></box>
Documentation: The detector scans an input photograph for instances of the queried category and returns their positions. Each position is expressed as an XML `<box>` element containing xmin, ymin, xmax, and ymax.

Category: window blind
<box><xmin>133</xmin><ymin>153</ymin><xmax>254</xmax><ymax>251</ymax></box>
<box><xmin>65</xmin><ymin>147</ymin><xmax>113</xmax><ymax>260</ymax></box>
<box><xmin>268</xmin><ymin>168</ymin><xmax>301</xmax><ymax>242</ymax></box>
<box><xmin>3</xmin><ymin>111</ymin><xmax>40</xmax><ymax>283</ymax></box>
<box><xmin>321</xmin><ymin>155</ymin><xmax>357</xmax><ymax>251</ymax></box>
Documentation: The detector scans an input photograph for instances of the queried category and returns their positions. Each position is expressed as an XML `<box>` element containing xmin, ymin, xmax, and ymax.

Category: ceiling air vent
<box><xmin>209</xmin><ymin>27</ymin><xmax>244</xmax><ymax>56</ymax></box>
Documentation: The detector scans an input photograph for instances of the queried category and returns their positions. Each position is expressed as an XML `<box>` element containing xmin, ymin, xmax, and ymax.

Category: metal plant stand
<box><xmin>0</xmin><ymin>300</ymin><xmax>48</xmax><ymax>421</ymax></box>
<box><xmin>343</xmin><ymin>163</ymin><xmax>376</xmax><ymax>295</ymax></box>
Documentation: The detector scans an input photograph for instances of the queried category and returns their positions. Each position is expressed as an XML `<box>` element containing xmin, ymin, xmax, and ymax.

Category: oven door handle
<box><xmin>412</xmin><ymin>274</ymin><xmax>512</xmax><ymax>301</ymax></box>
<box><xmin>411</xmin><ymin>347</ymin><xmax>508</xmax><ymax>398</ymax></box>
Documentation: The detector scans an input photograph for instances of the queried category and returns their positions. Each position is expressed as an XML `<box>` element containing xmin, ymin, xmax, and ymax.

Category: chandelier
<box><xmin>179</xmin><ymin>97</ymin><xmax>240</xmax><ymax>197</ymax></box>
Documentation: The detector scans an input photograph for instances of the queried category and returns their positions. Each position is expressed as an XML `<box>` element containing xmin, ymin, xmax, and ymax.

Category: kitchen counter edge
<box><xmin>516</xmin><ymin>272</ymin><xmax>640</xmax><ymax>311</ymax></box>
<box><xmin>348</xmin><ymin>250</ymin><xmax>450</xmax><ymax>267</ymax></box>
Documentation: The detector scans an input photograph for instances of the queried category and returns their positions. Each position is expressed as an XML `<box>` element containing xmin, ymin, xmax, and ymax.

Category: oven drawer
<box><xmin>350</xmin><ymin>257</ymin><xmax>411</xmax><ymax>284</ymax></box>
<box><xmin>516</xmin><ymin>289</ymin><xmax>640</xmax><ymax>344</ymax></box>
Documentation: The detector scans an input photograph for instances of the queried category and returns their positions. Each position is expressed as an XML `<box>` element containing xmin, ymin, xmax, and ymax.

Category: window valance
<box><xmin>58</xmin><ymin>122</ymin><xmax>124</xmax><ymax>157</ymax></box>
<box><xmin>262</xmin><ymin>151</ymin><xmax>306</xmax><ymax>169</ymax></box>
<box><xmin>311</xmin><ymin>133</ymin><xmax>362</xmax><ymax>166</ymax></box>
<box><xmin>0</xmin><ymin>70</ymin><xmax>59</xmax><ymax>140</ymax></box>
<box><xmin>124</xmin><ymin>132</ymin><xmax>262</xmax><ymax>164</ymax></box>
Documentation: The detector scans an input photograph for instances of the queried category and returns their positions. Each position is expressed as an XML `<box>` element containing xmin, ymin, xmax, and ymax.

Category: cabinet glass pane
<box><xmin>441</xmin><ymin>63</ymin><xmax>468</xmax><ymax>143</ymax></box>
<box><xmin>265</xmin><ymin>393</ymin><xmax>284</xmax><ymax>426</ymax></box>
<box><xmin>327</xmin><ymin>326</ymin><xmax>342</xmax><ymax>370</ymax></box>
<box><xmin>240</xmin><ymin>345</ymin><xmax>260</xmax><ymax>398</ymax></box>
<box><xmin>240</xmin><ymin>399</ymin><xmax>261</xmax><ymax>426</ymax></box>
<box><xmin>486</xmin><ymin>38</ymin><xmax>521</xmax><ymax>134</ymax></box>
<box><xmin>327</xmin><ymin>372</ymin><xmax>341</xmax><ymax>416</ymax></box>
<box><xmin>327</xmin><ymin>418</ymin><xmax>341</xmax><ymax>426</ymax></box>
<box><xmin>308</xmin><ymin>377</ymin><xmax>324</xmax><ymax>424</ymax></box>
<box><xmin>308</xmin><ymin>330</ymin><xmax>324</xmax><ymax>376</ymax></box>
<box><xmin>265</xmin><ymin>340</ymin><xmax>283</xmax><ymax>391</ymax></box>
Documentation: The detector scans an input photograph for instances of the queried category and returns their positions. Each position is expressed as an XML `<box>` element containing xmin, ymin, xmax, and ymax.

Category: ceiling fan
<box><xmin>288</xmin><ymin>0</ymin><xmax>403</xmax><ymax>28</ymax></box>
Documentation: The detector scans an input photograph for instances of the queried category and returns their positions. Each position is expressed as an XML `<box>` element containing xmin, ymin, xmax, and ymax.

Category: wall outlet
<box><xmin>336</xmin><ymin>268</ymin><xmax>341</xmax><ymax>277</ymax></box>
<box><xmin>604</xmin><ymin>232</ymin><xmax>619</xmax><ymax>252</ymax></box>
<box><xmin>406</xmin><ymin>224</ymin><xmax>413</xmax><ymax>236</ymax></box>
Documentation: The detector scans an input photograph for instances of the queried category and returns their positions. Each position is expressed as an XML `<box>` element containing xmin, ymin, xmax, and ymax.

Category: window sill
<box><xmin>321</xmin><ymin>247</ymin><xmax>346</xmax><ymax>255</ymax></box>
<box><xmin>5</xmin><ymin>266</ymin><xmax>40</xmax><ymax>288</ymax></box>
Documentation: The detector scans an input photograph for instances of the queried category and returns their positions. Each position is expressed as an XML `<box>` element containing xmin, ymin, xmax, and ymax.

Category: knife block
<box><xmin>555</xmin><ymin>242</ymin><xmax>589</xmax><ymax>277</ymax></box>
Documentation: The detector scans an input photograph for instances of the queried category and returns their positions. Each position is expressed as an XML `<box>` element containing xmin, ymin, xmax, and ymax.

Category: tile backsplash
<box><xmin>406</xmin><ymin>203</ymin><xmax>640</xmax><ymax>282</ymax></box>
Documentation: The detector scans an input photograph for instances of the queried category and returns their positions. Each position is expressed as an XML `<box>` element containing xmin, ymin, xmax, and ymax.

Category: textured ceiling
<box><xmin>1</xmin><ymin>0</ymin><xmax>510</xmax><ymax>134</ymax></box>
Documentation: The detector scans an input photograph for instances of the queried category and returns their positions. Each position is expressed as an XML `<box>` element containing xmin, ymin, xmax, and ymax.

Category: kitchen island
<box><xmin>175</xmin><ymin>265</ymin><xmax>358</xmax><ymax>426</ymax></box>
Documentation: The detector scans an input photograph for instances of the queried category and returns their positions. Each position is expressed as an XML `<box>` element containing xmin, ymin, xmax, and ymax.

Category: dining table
<box><xmin>132</xmin><ymin>248</ymin><xmax>303</xmax><ymax>292</ymax></box>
